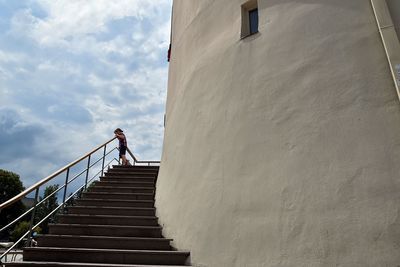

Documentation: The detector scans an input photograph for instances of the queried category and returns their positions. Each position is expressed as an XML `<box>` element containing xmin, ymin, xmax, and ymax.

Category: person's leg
<box><xmin>120</xmin><ymin>146</ymin><xmax>128</xmax><ymax>165</ymax></box>
<box><xmin>119</xmin><ymin>153</ymin><xmax>123</xmax><ymax>165</ymax></box>
<box><xmin>121</xmin><ymin>154</ymin><xmax>128</xmax><ymax>165</ymax></box>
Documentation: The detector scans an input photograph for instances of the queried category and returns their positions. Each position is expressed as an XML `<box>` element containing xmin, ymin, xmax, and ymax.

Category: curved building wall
<box><xmin>156</xmin><ymin>1</ymin><xmax>400</xmax><ymax>266</ymax></box>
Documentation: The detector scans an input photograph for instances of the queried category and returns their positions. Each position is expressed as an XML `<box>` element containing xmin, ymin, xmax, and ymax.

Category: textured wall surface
<box><xmin>156</xmin><ymin>1</ymin><xmax>400</xmax><ymax>266</ymax></box>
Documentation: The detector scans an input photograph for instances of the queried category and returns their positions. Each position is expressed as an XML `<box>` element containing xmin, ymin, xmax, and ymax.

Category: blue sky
<box><xmin>0</xmin><ymin>0</ymin><xmax>172</xmax><ymax>188</ymax></box>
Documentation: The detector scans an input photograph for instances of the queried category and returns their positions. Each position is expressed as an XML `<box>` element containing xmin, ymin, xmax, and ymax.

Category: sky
<box><xmin>0</xmin><ymin>0</ymin><xmax>172</xmax><ymax>189</ymax></box>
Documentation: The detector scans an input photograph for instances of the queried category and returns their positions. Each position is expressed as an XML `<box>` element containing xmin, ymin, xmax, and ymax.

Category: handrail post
<box><xmin>27</xmin><ymin>188</ymin><xmax>39</xmax><ymax>247</ymax></box>
<box><xmin>84</xmin><ymin>155</ymin><xmax>91</xmax><ymax>190</ymax></box>
<box><xmin>101</xmin><ymin>145</ymin><xmax>107</xmax><ymax>176</ymax></box>
<box><xmin>62</xmin><ymin>168</ymin><xmax>70</xmax><ymax>212</ymax></box>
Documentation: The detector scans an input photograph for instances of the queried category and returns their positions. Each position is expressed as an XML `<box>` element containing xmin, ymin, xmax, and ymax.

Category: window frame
<box><xmin>241</xmin><ymin>0</ymin><xmax>259</xmax><ymax>39</ymax></box>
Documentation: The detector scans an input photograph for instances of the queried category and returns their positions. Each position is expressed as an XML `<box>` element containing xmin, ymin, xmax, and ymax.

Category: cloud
<box><xmin>0</xmin><ymin>108</ymin><xmax>46</xmax><ymax>163</ymax></box>
<box><xmin>47</xmin><ymin>103</ymin><xmax>93</xmax><ymax>124</ymax></box>
<box><xmin>0</xmin><ymin>0</ymin><xmax>172</xmax><ymax>189</ymax></box>
<box><xmin>10</xmin><ymin>0</ymin><xmax>171</xmax><ymax>51</ymax></box>
<box><xmin>0</xmin><ymin>50</ymin><xmax>26</xmax><ymax>63</ymax></box>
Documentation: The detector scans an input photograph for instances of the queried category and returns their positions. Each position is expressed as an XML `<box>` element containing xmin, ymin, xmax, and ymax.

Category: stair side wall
<box><xmin>156</xmin><ymin>0</ymin><xmax>400</xmax><ymax>266</ymax></box>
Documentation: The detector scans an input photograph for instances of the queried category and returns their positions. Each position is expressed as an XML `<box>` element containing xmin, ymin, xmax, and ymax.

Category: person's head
<box><xmin>114</xmin><ymin>128</ymin><xmax>123</xmax><ymax>134</ymax></box>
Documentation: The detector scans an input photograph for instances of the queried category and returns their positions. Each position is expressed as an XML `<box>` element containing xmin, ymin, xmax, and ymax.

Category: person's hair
<box><xmin>114</xmin><ymin>128</ymin><xmax>123</xmax><ymax>134</ymax></box>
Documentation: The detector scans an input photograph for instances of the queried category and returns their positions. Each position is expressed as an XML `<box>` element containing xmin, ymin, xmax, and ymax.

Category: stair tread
<box><xmin>83</xmin><ymin>194</ymin><xmax>153</xmax><ymax>196</ymax></box>
<box><xmin>69</xmin><ymin>206</ymin><xmax>155</xmax><ymax>210</ymax></box>
<box><xmin>7</xmin><ymin>262</ymin><xmax>186</xmax><ymax>267</ymax></box>
<box><xmin>72</xmin><ymin>200</ymin><xmax>155</xmax><ymax>208</ymax></box>
<box><xmin>106</xmin><ymin>170</ymin><xmax>156</xmax><ymax>172</ymax></box>
<box><xmin>77</xmin><ymin>199</ymin><xmax>154</xmax><ymax>202</ymax></box>
<box><xmin>97</xmin><ymin>183</ymin><xmax>155</xmax><ymax>186</ymax></box>
<box><xmin>105</xmin><ymin>173</ymin><xmax>157</xmax><ymax>175</ymax></box>
<box><xmin>107</xmin><ymin>170</ymin><xmax>158</xmax><ymax>173</ymax></box>
<box><xmin>58</xmin><ymin>214</ymin><xmax>158</xmax><ymax>220</ymax></box>
<box><xmin>89</xmin><ymin>188</ymin><xmax>154</xmax><ymax>192</ymax></box>
<box><xmin>112</xmin><ymin>165</ymin><xmax>159</xmax><ymax>167</ymax></box>
<box><xmin>37</xmin><ymin>234</ymin><xmax>171</xmax><ymax>241</ymax></box>
<box><xmin>49</xmin><ymin>224</ymin><xmax>162</xmax><ymax>229</ymax></box>
<box><xmin>105</xmin><ymin>174</ymin><xmax>157</xmax><ymax>177</ymax></box>
<box><xmin>93</xmin><ymin>185</ymin><xmax>154</xmax><ymax>188</ymax></box>
<box><xmin>99</xmin><ymin>176</ymin><xmax>157</xmax><ymax>180</ymax></box>
<box><xmin>106</xmin><ymin>174</ymin><xmax>157</xmax><ymax>176</ymax></box>
<box><xmin>100</xmin><ymin>178</ymin><xmax>156</xmax><ymax>181</ymax></box>
<box><xmin>97</xmin><ymin>176</ymin><xmax>155</xmax><ymax>180</ymax></box>
<box><xmin>25</xmin><ymin>247</ymin><xmax>190</xmax><ymax>254</ymax></box>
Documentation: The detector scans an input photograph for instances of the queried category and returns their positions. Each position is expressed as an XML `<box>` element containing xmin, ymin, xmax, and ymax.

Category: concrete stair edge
<box><xmin>6</xmin><ymin>262</ymin><xmax>187</xmax><ymax>267</ymax></box>
<box><xmin>58</xmin><ymin>214</ymin><xmax>158</xmax><ymax>220</ymax></box>
<box><xmin>36</xmin><ymin>234</ymin><xmax>172</xmax><ymax>241</ymax></box>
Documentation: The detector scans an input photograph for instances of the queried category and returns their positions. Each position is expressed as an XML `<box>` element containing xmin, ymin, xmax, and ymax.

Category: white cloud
<box><xmin>0</xmin><ymin>0</ymin><xmax>172</xmax><ymax>188</ymax></box>
<box><xmin>0</xmin><ymin>50</ymin><xmax>27</xmax><ymax>63</ymax></box>
<box><xmin>97</xmin><ymin>36</ymin><xmax>134</xmax><ymax>56</ymax></box>
<box><xmin>9</xmin><ymin>8</ymin><xmax>40</xmax><ymax>37</ymax></box>
<box><xmin>0</xmin><ymin>66</ymin><xmax>12</xmax><ymax>80</ymax></box>
<box><xmin>11</xmin><ymin>0</ymin><xmax>171</xmax><ymax>47</ymax></box>
<box><xmin>37</xmin><ymin>60</ymin><xmax>82</xmax><ymax>77</ymax></box>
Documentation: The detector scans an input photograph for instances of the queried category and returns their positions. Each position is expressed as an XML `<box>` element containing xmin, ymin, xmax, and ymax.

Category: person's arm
<box><xmin>115</xmin><ymin>133</ymin><xmax>124</xmax><ymax>140</ymax></box>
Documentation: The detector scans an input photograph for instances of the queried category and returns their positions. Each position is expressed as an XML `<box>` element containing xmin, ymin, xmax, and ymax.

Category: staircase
<box><xmin>6</xmin><ymin>165</ymin><xmax>190</xmax><ymax>267</ymax></box>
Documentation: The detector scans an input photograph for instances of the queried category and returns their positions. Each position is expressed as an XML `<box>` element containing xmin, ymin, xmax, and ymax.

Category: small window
<box><xmin>249</xmin><ymin>8</ymin><xmax>258</xmax><ymax>35</ymax></box>
<box><xmin>241</xmin><ymin>0</ymin><xmax>258</xmax><ymax>38</ymax></box>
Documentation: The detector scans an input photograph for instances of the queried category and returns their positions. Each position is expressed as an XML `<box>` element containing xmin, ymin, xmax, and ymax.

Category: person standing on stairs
<box><xmin>114</xmin><ymin>128</ymin><xmax>129</xmax><ymax>165</ymax></box>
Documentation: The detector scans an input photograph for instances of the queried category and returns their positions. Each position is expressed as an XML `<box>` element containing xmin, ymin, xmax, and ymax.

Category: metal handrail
<box><xmin>0</xmin><ymin>157</ymin><xmax>119</xmax><ymax>263</ymax></box>
<box><xmin>0</xmin><ymin>137</ymin><xmax>116</xmax><ymax>211</ymax></box>
<box><xmin>0</xmin><ymin>136</ymin><xmax>160</xmax><ymax>265</ymax></box>
<box><xmin>0</xmin><ymin>148</ymin><xmax>119</xmax><ymax>233</ymax></box>
<box><xmin>126</xmin><ymin>147</ymin><xmax>160</xmax><ymax>166</ymax></box>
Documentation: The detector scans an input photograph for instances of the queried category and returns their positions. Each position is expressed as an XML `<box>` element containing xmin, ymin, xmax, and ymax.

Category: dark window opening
<box><xmin>241</xmin><ymin>0</ymin><xmax>259</xmax><ymax>39</ymax></box>
<box><xmin>249</xmin><ymin>8</ymin><xmax>258</xmax><ymax>35</ymax></box>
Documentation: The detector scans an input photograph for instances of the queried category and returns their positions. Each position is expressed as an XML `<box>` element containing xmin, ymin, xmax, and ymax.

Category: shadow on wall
<box><xmin>386</xmin><ymin>0</ymin><xmax>400</xmax><ymax>38</ymax></box>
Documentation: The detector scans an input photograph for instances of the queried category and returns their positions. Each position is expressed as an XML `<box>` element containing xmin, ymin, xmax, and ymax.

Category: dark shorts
<box><xmin>119</xmin><ymin>146</ymin><xmax>127</xmax><ymax>157</ymax></box>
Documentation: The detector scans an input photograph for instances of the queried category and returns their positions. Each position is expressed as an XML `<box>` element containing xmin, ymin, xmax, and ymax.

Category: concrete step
<box><xmin>36</xmin><ymin>235</ymin><xmax>172</xmax><ymax>250</ymax></box>
<box><xmin>6</xmin><ymin>262</ymin><xmax>188</xmax><ymax>267</ymax></box>
<box><xmin>89</xmin><ymin>186</ymin><xmax>155</xmax><ymax>194</ymax></box>
<box><xmin>99</xmin><ymin>177</ymin><xmax>155</xmax><ymax>183</ymax></box>
<box><xmin>75</xmin><ymin>199</ymin><xmax>154</xmax><ymax>208</ymax></box>
<box><xmin>58</xmin><ymin>214</ymin><xmax>158</xmax><ymax>226</ymax></box>
<box><xmin>48</xmin><ymin>224</ymin><xmax>162</xmax><ymax>238</ymax></box>
<box><xmin>105</xmin><ymin>172</ymin><xmax>157</xmax><ymax>178</ymax></box>
<box><xmin>107</xmin><ymin>168</ymin><xmax>159</xmax><ymax>174</ymax></box>
<box><xmin>81</xmin><ymin>192</ymin><xmax>154</xmax><ymax>201</ymax></box>
<box><xmin>66</xmin><ymin>206</ymin><xmax>156</xmax><ymax>216</ymax></box>
<box><xmin>23</xmin><ymin>247</ymin><xmax>189</xmax><ymax>265</ymax></box>
<box><xmin>94</xmin><ymin>180</ymin><xmax>155</xmax><ymax>187</ymax></box>
<box><xmin>112</xmin><ymin>165</ymin><xmax>159</xmax><ymax>170</ymax></box>
<box><xmin>94</xmin><ymin>180</ymin><xmax>155</xmax><ymax>189</ymax></box>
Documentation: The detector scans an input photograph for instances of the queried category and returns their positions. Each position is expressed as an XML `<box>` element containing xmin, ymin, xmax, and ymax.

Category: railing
<box><xmin>127</xmin><ymin>147</ymin><xmax>160</xmax><ymax>166</ymax></box>
<box><xmin>0</xmin><ymin>137</ymin><xmax>160</xmax><ymax>265</ymax></box>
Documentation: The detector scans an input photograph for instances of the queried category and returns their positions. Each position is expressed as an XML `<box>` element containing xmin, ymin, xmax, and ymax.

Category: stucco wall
<box><xmin>156</xmin><ymin>1</ymin><xmax>400</xmax><ymax>266</ymax></box>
